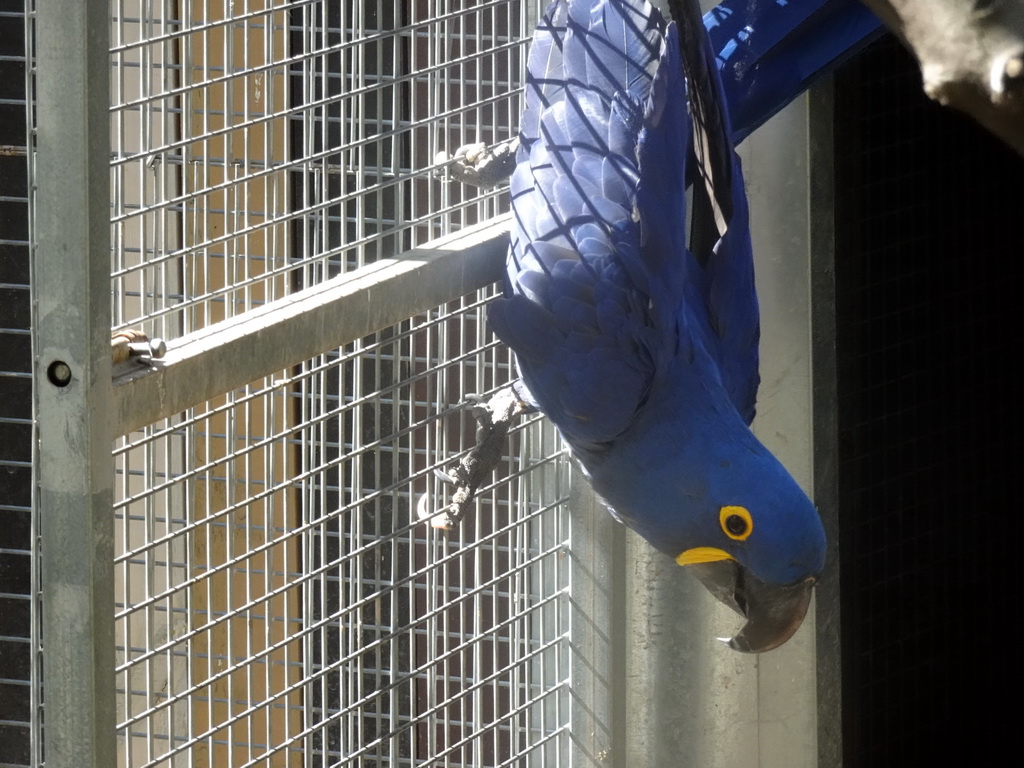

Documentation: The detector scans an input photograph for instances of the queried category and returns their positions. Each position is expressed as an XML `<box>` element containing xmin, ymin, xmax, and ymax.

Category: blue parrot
<box><xmin>482</xmin><ymin>0</ymin><xmax>826</xmax><ymax>653</ymax></box>
<box><xmin>428</xmin><ymin>0</ymin><xmax>882</xmax><ymax>650</ymax></box>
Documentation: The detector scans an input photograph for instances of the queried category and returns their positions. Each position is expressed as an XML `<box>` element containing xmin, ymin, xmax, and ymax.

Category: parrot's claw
<box><xmin>432</xmin><ymin>467</ymin><xmax>455</xmax><ymax>485</ymax></box>
<box><xmin>418</xmin><ymin>384</ymin><xmax>533</xmax><ymax>529</ymax></box>
<box><xmin>432</xmin><ymin>138</ymin><xmax>520</xmax><ymax>189</ymax></box>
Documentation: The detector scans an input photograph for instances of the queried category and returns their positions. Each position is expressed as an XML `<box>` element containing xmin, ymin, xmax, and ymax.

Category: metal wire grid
<box><xmin>113</xmin><ymin>293</ymin><xmax>571</xmax><ymax>767</ymax></box>
<box><xmin>109</xmin><ymin>0</ymin><xmax>527</xmax><ymax>342</ymax></box>
<box><xmin>298</xmin><ymin>294</ymin><xmax>569</xmax><ymax>767</ymax></box>
<box><xmin>107</xmin><ymin>0</ymin><xmax>573</xmax><ymax>764</ymax></box>
<box><xmin>114</xmin><ymin>374</ymin><xmax>303</xmax><ymax>767</ymax></box>
<box><xmin>288</xmin><ymin>0</ymin><xmax>522</xmax><ymax>278</ymax></box>
<box><xmin>0</xmin><ymin>1</ymin><xmax>34</xmax><ymax>764</ymax></box>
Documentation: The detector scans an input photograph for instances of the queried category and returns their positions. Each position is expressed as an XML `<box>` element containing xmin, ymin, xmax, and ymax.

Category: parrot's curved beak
<box><xmin>686</xmin><ymin>560</ymin><xmax>816</xmax><ymax>653</ymax></box>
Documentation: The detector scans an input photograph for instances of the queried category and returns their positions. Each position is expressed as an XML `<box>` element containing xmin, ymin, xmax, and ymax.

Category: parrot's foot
<box><xmin>418</xmin><ymin>384</ymin><xmax>534</xmax><ymax>529</ymax></box>
<box><xmin>433</xmin><ymin>138</ymin><xmax>519</xmax><ymax>189</ymax></box>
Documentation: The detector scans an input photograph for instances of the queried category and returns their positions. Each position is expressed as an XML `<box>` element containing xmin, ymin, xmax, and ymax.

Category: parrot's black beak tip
<box><xmin>724</xmin><ymin>575</ymin><xmax>817</xmax><ymax>654</ymax></box>
<box><xmin>717</xmin><ymin>630</ymin><xmax>786</xmax><ymax>654</ymax></box>
<box><xmin>686</xmin><ymin>560</ymin><xmax>818</xmax><ymax>654</ymax></box>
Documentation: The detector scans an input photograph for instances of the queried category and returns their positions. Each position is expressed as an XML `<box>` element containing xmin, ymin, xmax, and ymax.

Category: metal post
<box><xmin>623</xmin><ymin>535</ymin><xmax>739</xmax><ymax>766</ymax></box>
<box><xmin>618</xmin><ymin>79</ymin><xmax>821</xmax><ymax>768</ymax></box>
<box><xmin>569</xmin><ymin>474</ymin><xmax>624</xmax><ymax>767</ymax></box>
<box><xmin>809</xmin><ymin>77</ymin><xmax>844</xmax><ymax>768</ymax></box>
<box><xmin>33</xmin><ymin>1</ymin><xmax>114</xmax><ymax>766</ymax></box>
<box><xmin>740</xmin><ymin>90</ymin><xmax>819</xmax><ymax>768</ymax></box>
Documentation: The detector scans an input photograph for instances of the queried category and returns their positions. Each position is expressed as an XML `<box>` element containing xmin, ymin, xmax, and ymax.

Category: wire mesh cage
<box><xmin>105</xmin><ymin>0</ymin><xmax>573</xmax><ymax>765</ymax></box>
<box><xmin>19</xmin><ymin>1</ymin><xmax>830</xmax><ymax>766</ymax></box>
<box><xmin>113</xmin><ymin>299</ymin><xmax>571</xmax><ymax>766</ymax></box>
<box><xmin>109</xmin><ymin>0</ymin><xmax>521</xmax><ymax>339</ymax></box>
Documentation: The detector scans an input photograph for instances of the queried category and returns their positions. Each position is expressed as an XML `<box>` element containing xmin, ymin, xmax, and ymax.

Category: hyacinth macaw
<box><xmin>486</xmin><ymin>0</ymin><xmax>824</xmax><ymax>654</ymax></box>
<box><xmin>429</xmin><ymin>0</ymin><xmax>881</xmax><ymax>652</ymax></box>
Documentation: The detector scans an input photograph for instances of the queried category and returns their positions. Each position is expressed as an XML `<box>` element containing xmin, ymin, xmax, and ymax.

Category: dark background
<box><xmin>834</xmin><ymin>34</ymin><xmax>1024</xmax><ymax>766</ymax></box>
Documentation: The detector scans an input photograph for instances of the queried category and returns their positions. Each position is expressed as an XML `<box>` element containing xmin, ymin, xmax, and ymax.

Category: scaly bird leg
<box><xmin>433</xmin><ymin>138</ymin><xmax>520</xmax><ymax>189</ymax></box>
<box><xmin>419</xmin><ymin>383</ymin><xmax>534</xmax><ymax>528</ymax></box>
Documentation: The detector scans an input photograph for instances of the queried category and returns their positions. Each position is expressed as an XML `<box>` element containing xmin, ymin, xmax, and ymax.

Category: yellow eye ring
<box><xmin>720</xmin><ymin>506</ymin><xmax>753</xmax><ymax>541</ymax></box>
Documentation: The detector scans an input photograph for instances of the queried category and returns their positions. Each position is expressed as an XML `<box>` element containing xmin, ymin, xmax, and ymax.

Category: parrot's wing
<box><xmin>675</xmin><ymin>0</ymin><xmax>879</xmax><ymax>424</ymax></box>
<box><xmin>705</xmin><ymin>0</ymin><xmax>882</xmax><ymax>143</ymax></box>
<box><xmin>673</xmin><ymin>0</ymin><xmax>759</xmax><ymax>424</ymax></box>
<box><xmin>488</xmin><ymin>0</ymin><xmax>689</xmax><ymax>449</ymax></box>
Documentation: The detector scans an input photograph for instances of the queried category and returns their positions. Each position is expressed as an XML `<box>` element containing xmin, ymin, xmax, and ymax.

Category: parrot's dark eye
<box><xmin>720</xmin><ymin>506</ymin><xmax>753</xmax><ymax>541</ymax></box>
<box><xmin>725</xmin><ymin>515</ymin><xmax>747</xmax><ymax>535</ymax></box>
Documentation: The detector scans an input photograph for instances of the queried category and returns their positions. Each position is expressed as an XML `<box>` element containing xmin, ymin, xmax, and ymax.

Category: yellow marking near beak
<box><xmin>676</xmin><ymin>547</ymin><xmax>735</xmax><ymax>566</ymax></box>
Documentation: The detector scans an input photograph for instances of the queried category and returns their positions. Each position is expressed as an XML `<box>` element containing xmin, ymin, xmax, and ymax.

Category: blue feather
<box><xmin>706</xmin><ymin>0</ymin><xmax>883</xmax><ymax>142</ymax></box>
<box><xmin>489</xmin><ymin>0</ymin><xmax>826</xmax><ymax>627</ymax></box>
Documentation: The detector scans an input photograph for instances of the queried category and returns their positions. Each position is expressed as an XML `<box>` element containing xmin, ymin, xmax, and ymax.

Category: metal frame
<box><xmin>23</xmin><ymin>1</ymin><xmax>836</xmax><ymax>766</ymax></box>
<box><xmin>112</xmin><ymin>219</ymin><xmax>508</xmax><ymax>435</ymax></box>
<box><xmin>32</xmin><ymin>1</ymin><xmax>115</xmax><ymax>766</ymax></box>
